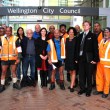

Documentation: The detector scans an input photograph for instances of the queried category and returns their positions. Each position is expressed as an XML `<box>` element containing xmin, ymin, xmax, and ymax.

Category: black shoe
<box><xmin>86</xmin><ymin>93</ymin><xmax>91</xmax><ymax>97</ymax></box>
<box><xmin>102</xmin><ymin>93</ymin><xmax>108</xmax><ymax>98</ymax></box>
<box><xmin>78</xmin><ymin>90</ymin><xmax>86</xmax><ymax>95</ymax></box>
<box><xmin>0</xmin><ymin>85</ymin><xmax>5</xmax><ymax>93</ymax></box>
<box><xmin>60</xmin><ymin>82</ymin><xmax>65</xmax><ymax>90</ymax></box>
<box><xmin>13</xmin><ymin>82</ymin><xmax>21</xmax><ymax>90</ymax></box>
<box><xmin>70</xmin><ymin>88</ymin><xmax>74</xmax><ymax>92</ymax></box>
<box><xmin>93</xmin><ymin>91</ymin><xmax>103</xmax><ymax>95</ymax></box>
<box><xmin>49</xmin><ymin>83</ymin><xmax>55</xmax><ymax>90</ymax></box>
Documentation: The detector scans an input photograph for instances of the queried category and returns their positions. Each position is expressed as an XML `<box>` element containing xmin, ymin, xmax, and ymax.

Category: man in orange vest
<box><xmin>93</xmin><ymin>27</ymin><xmax>110</xmax><ymax>98</ymax></box>
<box><xmin>0</xmin><ymin>27</ymin><xmax>22</xmax><ymax>92</ymax></box>
<box><xmin>92</xmin><ymin>22</ymin><xmax>104</xmax><ymax>87</ymax></box>
<box><xmin>47</xmin><ymin>29</ymin><xmax>65</xmax><ymax>90</ymax></box>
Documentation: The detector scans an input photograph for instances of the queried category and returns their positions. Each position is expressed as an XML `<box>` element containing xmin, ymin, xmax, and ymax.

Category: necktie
<box><xmin>79</xmin><ymin>33</ymin><xmax>86</xmax><ymax>56</ymax></box>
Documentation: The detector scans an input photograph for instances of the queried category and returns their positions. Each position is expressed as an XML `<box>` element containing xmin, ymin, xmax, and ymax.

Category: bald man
<box><xmin>47</xmin><ymin>29</ymin><xmax>65</xmax><ymax>90</ymax></box>
<box><xmin>75</xmin><ymin>25</ymin><xmax>81</xmax><ymax>36</ymax></box>
<box><xmin>47</xmin><ymin>25</ymin><xmax>55</xmax><ymax>39</ymax></box>
<box><xmin>33</xmin><ymin>24</ymin><xmax>41</xmax><ymax>39</ymax></box>
<box><xmin>21</xmin><ymin>29</ymin><xmax>37</xmax><ymax>87</ymax></box>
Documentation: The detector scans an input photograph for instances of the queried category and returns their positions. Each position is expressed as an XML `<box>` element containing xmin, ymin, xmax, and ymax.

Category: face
<box><xmin>54</xmin><ymin>30</ymin><xmax>60</xmax><ymax>39</ymax></box>
<box><xmin>41</xmin><ymin>29</ymin><xmax>46</xmax><ymax>37</ymax></box>
<box><xmin>83</xmin><ymin>22</ymin><xmax>91</xmax><ymax>31</ymax></box>
<box><xmin>18</xmin><ymin>28</ymin><xmax>24</xmax><ymax>35</ymax></box>
<box><xmin>0</xmin><ymin>29</ymin><xmax>5</xmax><ymax>36</ymax></box>
<box><xmin>35</xmin><ymin>25</ymin><xmax>41</xmax><ymax>33</ymax></box>
<box><xmin>75</xmin><ymin>25</ymin><xmax>80</xmax><ymax>32</ymax></box>
<box><xmin>60</xmin><ymin>26</ymin><xmax>66</xmax><ymax>34</ymax></box>
<box><xmin>49</xmin><ymin>26</ymin><xmax>55</xmax><ymax>33</ymax></box>
<box><xmin>6</xmin><ymin>27</ymin><xmax>12</xmax><ymax>37</ymax></box>
<box><xmin>26</xmin><ymin>30</ymin><xmax>33</xmax><ymax>38</ymax></box>
<box><xmin>94</xmin><ymin>23</ymin><xmax>101</xmax><ymax>33</ymax></box>
<box><xmin>68</xmin><ymin>29</ymin><xmax>74</xmax><ymax>37</ymax></box>
<box><xmin>104</xmin><ymin>30</ymin><xmax>110</xmax><ymax>39</ymax></box>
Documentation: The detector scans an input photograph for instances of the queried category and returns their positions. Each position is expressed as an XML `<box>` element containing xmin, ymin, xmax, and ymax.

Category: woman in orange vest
<box><xmin>0</xmin><ymin>27</ymin><xmax>22</xmax><ymax>93</ymax></box>
<box><xmin>93</xmin><ymin>27</ymin><xmax>110</xmax><ymax>98</ymax></box>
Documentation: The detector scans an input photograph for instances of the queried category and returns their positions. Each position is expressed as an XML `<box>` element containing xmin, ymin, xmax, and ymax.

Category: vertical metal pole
<box><xmin>103</xmin><ymin>0</ymin><xmax>106</xmax><ymax>8</ymax></box>
<box><xmin>107</xmin><ymin>16</ymin><xmax>110</xmax><ymax>27</ymax></box>
<box><xmin>6</xmin><ymin>16</ymin><xmax>9</xmax><ymax>26</ymax></box>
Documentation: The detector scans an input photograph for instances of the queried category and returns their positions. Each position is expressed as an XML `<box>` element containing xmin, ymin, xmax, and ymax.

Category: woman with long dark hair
<box><xmin>16</xmin><ymin>27</ymin><xmax>26</xmax><ymax>81</ymax></box>
<box><xmin>36</xmin><ymin>27</ymin><xmax>49</xmax><ymax>87</ymax></box>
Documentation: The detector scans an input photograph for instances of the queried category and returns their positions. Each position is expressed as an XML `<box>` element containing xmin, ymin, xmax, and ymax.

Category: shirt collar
<box><xmin>84</xmin><ymin>30</ymin><xmax>89</xmax><ymax>35</ymax></box>
<box><xmin>54</xmin><ymin>38</ymin><xmax>60</xmax><ymax>41</ymax></box>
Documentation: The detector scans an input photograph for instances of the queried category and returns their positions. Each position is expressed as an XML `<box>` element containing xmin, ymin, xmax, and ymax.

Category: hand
<box><xmin>44</xmin><ymin>55</ymin><xmax>47</xmax><ymax>60</ymax></box>
<box><xmin>15</xmin><ymin>59</ymin><xmax>20</xmax><ymax>65</ymax></box>
<box><xmin>48</xmin><ymin>59</ymin><xmax>52</xmax><ymax>65</ymax></box>
<box><xmin>90</xmin><ymin>61</ymin><xmax>96</xmax><ymax>64</ymax></box>
<box><xmin>40</xmin><ymin>55</ymin><xmax>45</xmax><ymax>60</ymax></box>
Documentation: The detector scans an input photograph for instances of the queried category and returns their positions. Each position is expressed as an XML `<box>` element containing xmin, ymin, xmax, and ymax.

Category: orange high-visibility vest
<box><xmin>0</xmin><ymin>35</ymin><xmax>18</xmax><ymax>61</ymax></box>
<box><xmin>98</xmin><ymin>32</ymin><xmax>103</xmax><ymax>44</ymax></box>
<box><xmin>47</xmin><ymin>38</ymin><xmax>65</xmax><ymax>63</ymax></box>
<box><xmin>99</xmin><ymin>39</ymin><xmax>110</xmax><ymax>68</ymax></box>
<box><xmin>62</xmin><ymin>33</ymin><xmax>69</xmax><ymax>42</ymax></box>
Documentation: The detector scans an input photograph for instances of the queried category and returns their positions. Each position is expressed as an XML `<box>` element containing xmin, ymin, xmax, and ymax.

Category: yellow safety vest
<box><xmin>0</xmin><ymin>35</ymin><xmax>18</xmax><ymax>61</ymax></box>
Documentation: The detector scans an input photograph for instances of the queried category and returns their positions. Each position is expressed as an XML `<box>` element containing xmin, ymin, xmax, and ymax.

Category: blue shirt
<box><xmin>47</xmin><ymin>38</ymin><xmax>63</xmax><ymax>61</ymax></box>
<box><xmin>26</xmin><ymin>39</ymin><xmax>35</xmax><ymax>55</ymax></box>
<box><xmin>33</xmin><ymin>31</ymin><xmax>40</xmax><ymax>39</ymax></box>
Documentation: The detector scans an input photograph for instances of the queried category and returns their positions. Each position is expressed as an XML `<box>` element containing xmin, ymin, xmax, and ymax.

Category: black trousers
<box><xmin>78</xmin><ymin>60</ymin><xmax>94</xmax><ymax>93</ymax></box>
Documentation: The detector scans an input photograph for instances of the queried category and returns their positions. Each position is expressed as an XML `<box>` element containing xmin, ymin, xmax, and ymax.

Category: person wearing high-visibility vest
<box><xmin>92</xmin><ymin>22</ymin><xmax>104</xmax><ymax>87</ymax></box>
<box><xmin>0</xmin><ymin>27</ymin><xmax>22</xmax><ymax>93</ymax></box>
<box><xmin>47</xmin><ymin>29</ymin><xmax>65</xmax><ymax>90</ymax></box>
<box><xmin>93</xmin><ymin>27</ymin><xmax>110</xmax><ymax>98</ymax></box>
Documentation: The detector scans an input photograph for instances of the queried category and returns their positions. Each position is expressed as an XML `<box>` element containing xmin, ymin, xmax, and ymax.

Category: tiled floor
<box><xmin>0</xmin><ymin>78</ymin><xmax>110</xmax><ymax>110</ymax></box>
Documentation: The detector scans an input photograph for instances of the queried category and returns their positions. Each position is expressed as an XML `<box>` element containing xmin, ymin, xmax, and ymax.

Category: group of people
<box><xmin>0</xmin><ymin>21</ymin><xmax>110</xmax><ymax>98</ymax></box>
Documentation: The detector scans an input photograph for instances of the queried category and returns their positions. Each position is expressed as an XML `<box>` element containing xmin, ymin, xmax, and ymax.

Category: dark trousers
<box><xmin>23</xmin><ymin>55</ymin><xmax>35</xmax><ymax>80</ymax></box>
<box><xmin>17</xmin><ymin>59</ymin><xmax>23</xmax><ymax>80</ymax></box>
<box><xmin>78</xmin><ymin>60</ymin><xmax>94</xmax><ymax>93</ymax></box>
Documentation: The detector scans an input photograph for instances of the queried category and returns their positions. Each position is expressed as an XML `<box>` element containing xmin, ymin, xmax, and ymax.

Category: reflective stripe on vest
<box><xmin>99</xmin><ymin>40</ymin><xmax>110</xmax><ymax>66</ymax></box>
<box><xmin>48</xmin><ymin>39</ymin><xmax>58</xmax><ymax>63</ymax></box>
<box><xmin>61</xmin><ymin>38</ymin><xmax>66</xmax><ymax>59</ymax></box>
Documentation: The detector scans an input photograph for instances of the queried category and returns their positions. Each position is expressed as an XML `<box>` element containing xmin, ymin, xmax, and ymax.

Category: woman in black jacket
<box><xmin>36</xmin><ymin>28</ymin><xmax>49</xmax><ymax>87</ymax></box>
<box><xmin>16</xmin><ymin>27</ymin><xmax>26</xmax><ymax>81</ymax></box>
<box><xmin>65</xmin><ymin>27</ymin><xmax>77</xmax><ymax>92</ymax></box>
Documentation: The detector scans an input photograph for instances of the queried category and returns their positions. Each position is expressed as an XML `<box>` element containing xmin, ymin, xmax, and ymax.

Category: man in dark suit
<box><xmin>76</xmin><ymin>21</ymin><xmax>99</xmax><ymax>97</ymax></box>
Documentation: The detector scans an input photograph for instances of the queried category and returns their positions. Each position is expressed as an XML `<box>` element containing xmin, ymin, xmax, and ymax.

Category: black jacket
<box><xmin>76</xmin><ymin>31</ymin><xmax>99</xmax><ymax>62</ymax></box>
<box><xmin>36</xmin><ymin>37</ymin><xmax>48</xmax><ymax>68</ymax></box>
<box><xmin>22</xmin><ymin>37</ymin><xmax>37</xmax><ymax>57</ymax></box>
